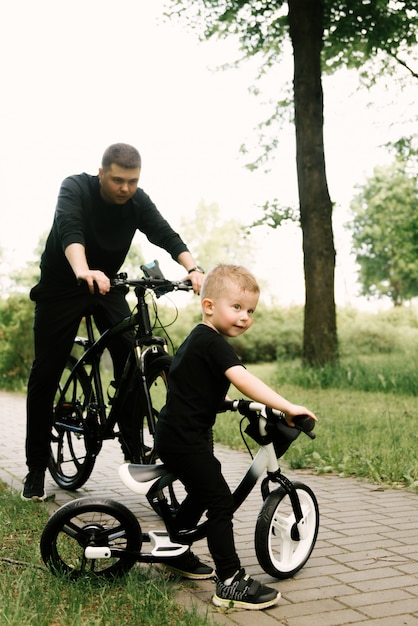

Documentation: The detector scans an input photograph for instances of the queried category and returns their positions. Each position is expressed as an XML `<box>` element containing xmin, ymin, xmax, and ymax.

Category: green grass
<box><xmin>3</xmin><ymin>306</ymin><xmax>418</xmax><ymax>622</ymax></box>
<box><xmin>214</xmin><ymin>361</ymin><xmax>418</xmax><ymax>490</ymax></box>
<box><xmin>2</xmin><ymin>352</ymin><xmax>418</xmax><ymax>623</ymax></box>
<box><xmin>0</xmin><ymin>485</ymin><xmax>218</xmax><ymax>626</ymax></box>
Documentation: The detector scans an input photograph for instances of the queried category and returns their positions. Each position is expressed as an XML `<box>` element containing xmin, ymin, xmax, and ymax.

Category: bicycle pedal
<box><xmin>148</xmin><ymin>531</ymin><xmax>189</xmax><ymax>559</ymax></box>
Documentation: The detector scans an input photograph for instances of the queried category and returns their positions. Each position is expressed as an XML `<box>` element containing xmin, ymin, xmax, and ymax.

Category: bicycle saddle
<box><xmin>119</xmin><ymin>463</ymin><xmax>174</xmax><ymax>495</ymax></box>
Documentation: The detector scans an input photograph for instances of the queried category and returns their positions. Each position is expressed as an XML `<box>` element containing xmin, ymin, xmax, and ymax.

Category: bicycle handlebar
<box><xmin>110</xmin><ymin>274</ymin><xmax>193</xmax><ymax>294</ymax></box>
<box><xmin>222</xmin><ymin>399</ymin><xmax>316</xmax><ymax>439</ymax></box>
<box><xmin>110</xmin><ymin>260</ymin><xmax>195</xmax><ymax>297</ymax></box>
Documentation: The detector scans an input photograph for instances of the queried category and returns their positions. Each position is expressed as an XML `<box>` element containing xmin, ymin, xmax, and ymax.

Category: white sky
<box><xmin>1</xmin><ymin>0</ymin><xmax>417</xmax><ymax>308</ymax></box>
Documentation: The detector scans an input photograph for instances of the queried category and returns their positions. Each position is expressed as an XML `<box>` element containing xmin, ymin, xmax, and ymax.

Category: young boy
<box><xmin>155</xmin><ymin>264</ymin><xmax>317</xmax><ymax>610</ymax></box>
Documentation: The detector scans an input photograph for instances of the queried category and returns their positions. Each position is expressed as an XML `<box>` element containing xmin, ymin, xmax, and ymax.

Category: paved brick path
<box><xmin>2</xmin><ymin>390</ymin><xmax>418</xmax><ymax>625</ymax></box>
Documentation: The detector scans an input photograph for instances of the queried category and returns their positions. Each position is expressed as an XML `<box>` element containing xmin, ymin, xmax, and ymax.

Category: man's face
<box><xmin>98</xmin><ymin>164</ymin><xmax>140</xmax><ymax>205</ymax></box>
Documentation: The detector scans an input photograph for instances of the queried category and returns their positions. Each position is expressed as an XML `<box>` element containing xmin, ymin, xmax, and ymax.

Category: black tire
<box><xmin>255</xmin><ymin>482</ymin><xmax>319</xmax><ymax>579</ymax></box>
<box><xmin>48</xmin><ymin>357</ymin><xmax>97</xmax><ymax>490</ymax></box>
<box><xmin>40</xmin><ymin>497</ymin><xmax>142</xmax><ymax>579</ymax></box>
<box><xmin>134</xmin><ymin>354</ymin><xmax>172</xmax><ymax>465</ymax></box>
<box><xmin>136</xmin><ymin>354</ymin><xmax>184</xmax><ymax>515</ymax></box>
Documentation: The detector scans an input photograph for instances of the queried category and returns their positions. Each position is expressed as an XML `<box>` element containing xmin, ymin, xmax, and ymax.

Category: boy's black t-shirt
<box><xmin>155</xmin><ymin>324</ymin><xmax>244</xmax><ymax>455</ymax></box>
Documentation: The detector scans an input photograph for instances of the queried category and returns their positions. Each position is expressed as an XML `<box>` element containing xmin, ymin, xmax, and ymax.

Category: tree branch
<box><xmin>388</xmin><ymin>51</ymin><xmax>418</xmax><ymax>79</ymax></box>
<box><xmin>0</xmin><ymin>556</ymin><xmax>47</xmax><ymax>571</ymax></box>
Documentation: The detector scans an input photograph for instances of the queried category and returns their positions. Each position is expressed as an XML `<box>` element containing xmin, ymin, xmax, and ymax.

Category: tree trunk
<box><xmin>288</xmin><ymin>0</ymin><xmax>338</xmax><ymax>366</ymax></box>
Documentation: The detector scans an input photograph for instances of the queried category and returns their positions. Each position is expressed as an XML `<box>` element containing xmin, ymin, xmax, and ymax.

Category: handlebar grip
<box><xmin>293</xmin><ymin>415</ymin><xmax>316</xmax><ymax>439</ymax></box>
<box><xmin>220</xmin><ymin>399</ymin><xmax>238</xmax><ymax>412</ymax></box>
<box><xmin>177</xmin><ymin>279</ymin><xmax>193</xmax><ymax>290</ymax></box>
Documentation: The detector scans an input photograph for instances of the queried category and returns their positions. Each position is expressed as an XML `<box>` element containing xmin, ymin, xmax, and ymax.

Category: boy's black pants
<box><xmin>159</xmin><ymin>448</ymin><xmax>241</xmax><ymax>581</ymax></box>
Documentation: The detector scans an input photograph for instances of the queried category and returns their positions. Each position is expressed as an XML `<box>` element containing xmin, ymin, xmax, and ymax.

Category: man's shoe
<box><xmin>21</xmin><ymin>469</ymin><xmax>47</xmax><ymax>502</ymax></box>
<box><xmin>213</xmin><ymin>568</ymin><xmax>280</xmax><ymax>610</ymax></box>
<box><xmin>161</xmin><ymin>550</ymin><xmax>214</xmax><ymax>580</ymax></box>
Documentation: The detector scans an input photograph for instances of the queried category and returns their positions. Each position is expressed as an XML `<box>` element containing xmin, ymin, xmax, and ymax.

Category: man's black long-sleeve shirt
<box><xmin>37</xmin><ymin>173</ymin><xmax>188</xmax><ymax>289</ymax></box>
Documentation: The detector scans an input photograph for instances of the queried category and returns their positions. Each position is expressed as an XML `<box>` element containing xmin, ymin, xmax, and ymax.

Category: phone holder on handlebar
<box><xmin>140</xmin><ymin>260</ymin><xmax>170</xmax><ymax>297</ymax></box>
<box><xmin>141</xmin><ymin>260</ymin><xmax>164</xmax><ymax>280</ymax></box>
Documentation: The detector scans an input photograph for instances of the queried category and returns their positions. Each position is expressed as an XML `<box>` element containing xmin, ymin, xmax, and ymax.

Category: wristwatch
<box><xmin>187</xmin><ymin>266</ymin><xmax>205</xmax><ymax>274</ymax></box>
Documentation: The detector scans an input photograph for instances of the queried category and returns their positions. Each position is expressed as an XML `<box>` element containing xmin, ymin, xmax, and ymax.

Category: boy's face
<box><xmin>202</xmin><ymin>284</ymin><xmax>259</xmax><ymax>338</ymax></box>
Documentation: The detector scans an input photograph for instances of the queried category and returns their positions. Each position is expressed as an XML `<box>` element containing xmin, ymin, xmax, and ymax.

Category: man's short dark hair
<box><xmin>101</xmin><ymin>143</ymin><xmax>141</xmax><ymax>171</ymax></box>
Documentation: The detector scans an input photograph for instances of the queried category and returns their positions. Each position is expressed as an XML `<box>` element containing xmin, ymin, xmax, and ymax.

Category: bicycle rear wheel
<box><xmin>48</xmin><ymin>357</ymin><xmax>97</xmax><ymax>490</ymax></box>
<box><xmin>40</xmin><ymin>497</ymin><xmax>141</xmax><ymax>579</ymax></box>
<box><xmin>255</xmin><ymin>482</ymin><xmax>319</xmax><ymax>579</ymax></box>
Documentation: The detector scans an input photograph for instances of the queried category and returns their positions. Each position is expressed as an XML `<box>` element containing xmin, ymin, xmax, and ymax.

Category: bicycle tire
<box><xmin>48</xmin><ymin>356</ymin><xmax>97</xmax><ymax>490</ymax></box>
<box><xmin>134</xmin><ymin>353</ymin><xmax>186</xmax><ymax>516</ymax></box>
<box><xmin>40</xmin><ymin>497</ymin><xmax>142</xmax><ymax>579</ymax></box>
<box><xmin>130</xmin><ymin>353</ymin><xmax>172</xmax><ymax>465</ymax></box>
<box><xmin>255</xmin><ymin>481</ymin><xmax>319</xmax><ymax>579</ymax></box>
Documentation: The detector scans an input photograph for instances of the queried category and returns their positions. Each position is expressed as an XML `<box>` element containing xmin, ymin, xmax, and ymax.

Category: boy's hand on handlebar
<box><xmin>284</xmin><ymin>405</ymin><xmax>318</xmax><ymax>428</ymax></box>
<box><xmin>77</xmin><ymin>270</ymin><xmax>110</xmax><ymax>295</ymax></box>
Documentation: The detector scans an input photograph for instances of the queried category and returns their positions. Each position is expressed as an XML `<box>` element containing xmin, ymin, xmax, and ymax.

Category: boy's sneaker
<box><xmin>161</xmin><ymin>550</ymin><xmax>214</xmax><ymax>580</ymax></box>
<box><xmin>213</xmin><ymin>568</ymin><xmax>280</xmax><ymax>610</ymax></box>
<box><xmin>21</xmin><ymin>469</ymin><xmax>47</xmax><ymax>502</ymax></box>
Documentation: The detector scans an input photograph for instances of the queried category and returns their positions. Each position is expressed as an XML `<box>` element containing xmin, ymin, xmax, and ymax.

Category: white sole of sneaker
<box><xmin>161</xmin><ymin>564</ymin><xmax>215</xmax><ymax>580</ymax></box>
<box><xmin>212</xmin><ymin>591</ymin><xmax>280</xmax><ymax>610</ymax></box>
<box><xmin>20</xmin><ymin>492</ymin><xmax>47</xmax><ymax>502</ymax></box>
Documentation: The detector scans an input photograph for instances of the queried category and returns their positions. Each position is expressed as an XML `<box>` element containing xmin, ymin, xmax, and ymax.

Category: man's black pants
<box><xmin>26</xmin><ymin>286</ymin><xmax>134</xmax><ymax>470</ymax></box>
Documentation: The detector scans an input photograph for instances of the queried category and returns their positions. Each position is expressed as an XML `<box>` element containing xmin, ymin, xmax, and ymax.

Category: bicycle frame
<box><xmin>49</xmin><ymin>273</ymin><xmax>193</xmax><ymax>490</ymax></box>
<box><xmin>57</xmin><ymin>288</ymin><xmax>168</xmax><ymax>448</ymax></box>
<box><xmin>42</xmin><ymin>401</ymin><xmax>319</xmax><ymax>580</ymax></box>
<box><xmin>118</xmin><ymin>405</ymin><xmax>310</xmax><ymax>549</ymax></box>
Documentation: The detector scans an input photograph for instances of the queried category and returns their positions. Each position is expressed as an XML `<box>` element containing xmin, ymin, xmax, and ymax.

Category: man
<box><xmin>22</xmin><ymin>143</ymin><xmax>204</xmax><ymax>504</ymax></box>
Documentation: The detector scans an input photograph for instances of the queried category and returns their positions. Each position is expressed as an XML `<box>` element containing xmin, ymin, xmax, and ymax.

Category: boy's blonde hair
<box><xmin>201</xmin><ymin>264</ymin><xmax>260</xmax><ymax>301</ymax></box>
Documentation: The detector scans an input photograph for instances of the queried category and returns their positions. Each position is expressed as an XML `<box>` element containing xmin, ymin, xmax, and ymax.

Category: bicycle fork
<box><xmin>261</xmin><ymin>471</ymin><xmax>309</xmax><ymax>541</ymax></box>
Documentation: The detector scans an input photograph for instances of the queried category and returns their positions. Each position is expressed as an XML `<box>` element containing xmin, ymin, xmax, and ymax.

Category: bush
<box><xmin>149</xmin><ymin>300</ymin><xmax>304</xmax><ymax>362</ymax></box>
<box><xmin>2</xmin><ymin>291</ymin><xmax>418</xmax><ymax>398</ymax></box>
<box><xmin>228</xmin><ymin>305</ymin><xmax>304</xmax><ymax>363</ymax></box>
<box><xmin>338</xmin><ymin>307</ymin><xmax>418</xmax><ymax>356</ymax></box>
<box><xmin>0</xmin><ymin>295</ymin><xmax>34</xmax><ymax>391</ymax></box>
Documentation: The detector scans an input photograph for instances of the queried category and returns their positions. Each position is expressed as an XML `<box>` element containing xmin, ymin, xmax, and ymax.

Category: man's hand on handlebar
<box><xmin>186</xmin><ymin>270</ymin><xmax>204</xmax><ymax>295</ymax></box>
<box><xmin>77</xmin><ymin>270</ymin><xmax>110</xmax><ymax>295</ymax></box>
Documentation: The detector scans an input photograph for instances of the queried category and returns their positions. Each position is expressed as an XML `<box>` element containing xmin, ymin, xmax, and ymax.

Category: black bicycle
<box><xmin>48</xmin><ymin>260</ymin><xmax>192</xmax><ymax>491</ymax></box>
<box><xmin>41</xmin><ymin>400</ymin><xmax>319</xmax><ymax>581</ymax></box>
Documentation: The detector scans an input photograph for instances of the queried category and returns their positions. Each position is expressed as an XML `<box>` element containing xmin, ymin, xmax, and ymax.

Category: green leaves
<box><xmin>349</xmin><ymin>156</ymin><xmax>418</xmax><ymax>305</ymax></box>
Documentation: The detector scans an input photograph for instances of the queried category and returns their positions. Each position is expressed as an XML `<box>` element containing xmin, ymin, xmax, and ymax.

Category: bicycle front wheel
<box><xmin>131</xmin><ymin>353</ymin><xmax>184</xmax><ymax>515</ymax></box>
<box><xmin>134</xmin><ymin>353</ymin><xmax>172</xmax><ymax>464</ymax></box>
<box><xmin>48</xmin><ymin>357</ymin><xmax>97</xmax><ymax>490</ymax></box>
<box><xmin>40</xmin><ymin>497</ymin><xmax>142</xmax><ymax>579</ymax></box>
<box><xmin>255</xmin><ymin>482</ymin><xmax>319</xmax><ymax>579</ymax></box>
